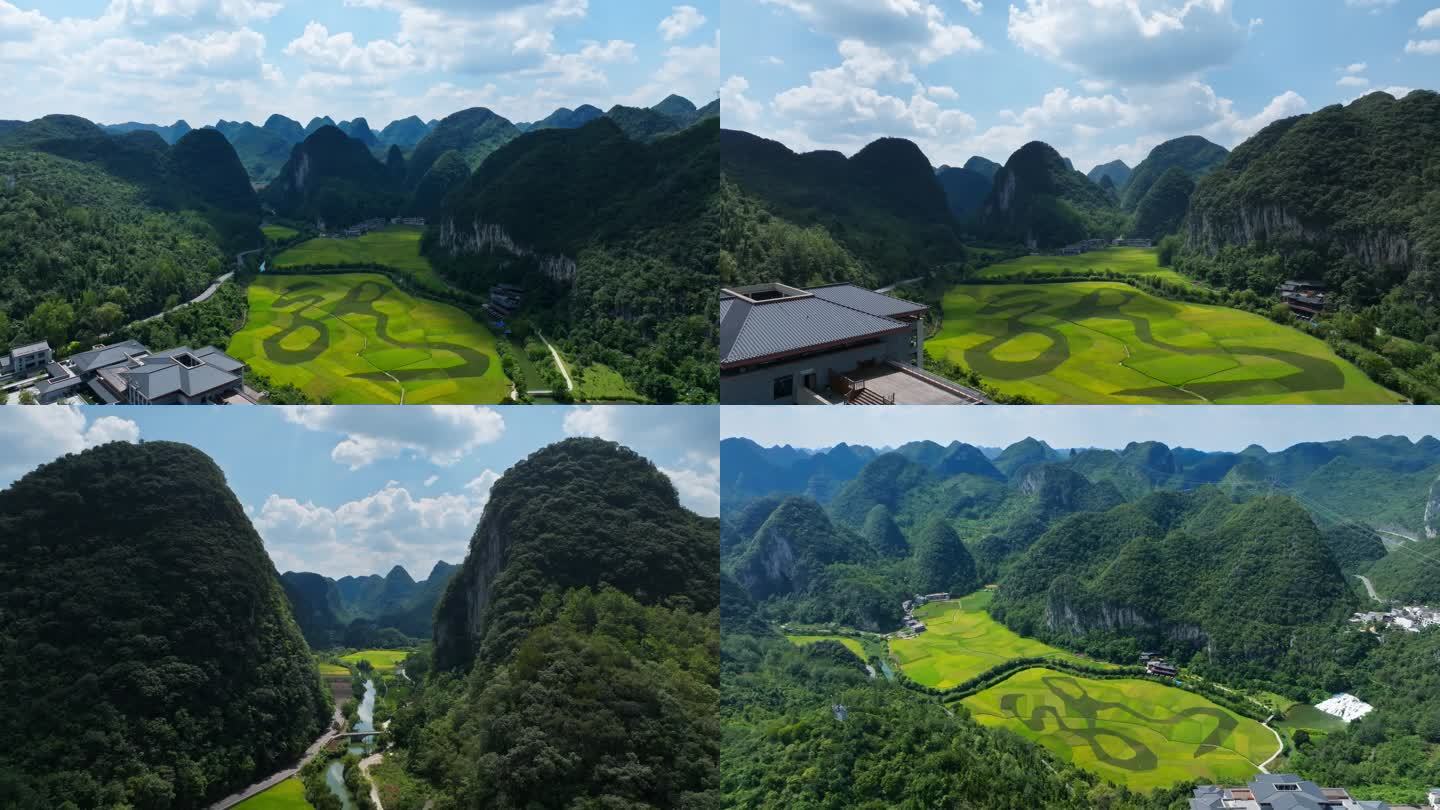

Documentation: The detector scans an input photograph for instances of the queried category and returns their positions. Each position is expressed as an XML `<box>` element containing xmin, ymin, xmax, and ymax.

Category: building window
<box><xmin>772</xmin><ymin>375</ymin><xmax>794</xmax><ymax>401</ymax></box>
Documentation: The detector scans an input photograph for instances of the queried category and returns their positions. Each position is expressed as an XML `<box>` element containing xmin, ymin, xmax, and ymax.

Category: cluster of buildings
<box><xmin>897</xmin><ymin>592</ymin><xmax>953</xmax><ymax>636</ymax></box>
<box><xmin>1350</xmin><ymin>604</ymin><xmax>1440</xmax><ymax>633</ymax></box>
<box><xmin>486</xmin><ymin>283</ymin><xmax>523</xmax><ymax>326</ymax></box>
<box><xmin>719</xmin><ymin>282</ymin><xmax>991</xmax><ymax>405</ymax></box>
<box><xmin>312</xmin><ymin>216</ymin><xmax>424</xmax><ymax>239</ymax></box>
<box><xmin>1190</xmin><ymin>774</ymin><xmax>1399</xmax><ymax>809</ymax></box>
<box><xmin>1054</xmin><ymin>237</ymin><xmax>1153</xmax><ymax>256</ymax></box>
<box><xmin>4</xmin><ymin>339</ymin><xmax>260</xmax><ymax>405</ymax></box>
<box><xmin>1279</xmin><ymin>279</ymin><xmax>1328</xmax><ymax>320</ymax></box>
<box><xmin>390</xmin><ymin>216</ymin><xmax>425</xmax><ymax>227</ymax></box>
<box><xmin>1139</xmin><ymin>652</ymin><xmax>1179</xmax><ymax>678</ymax></box>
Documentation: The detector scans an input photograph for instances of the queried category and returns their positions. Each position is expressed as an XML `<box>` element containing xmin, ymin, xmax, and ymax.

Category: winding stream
<box><xmin>324</xmin><ymin>679</ymin><xmax>376</xmax><ymax>810</ymax></box>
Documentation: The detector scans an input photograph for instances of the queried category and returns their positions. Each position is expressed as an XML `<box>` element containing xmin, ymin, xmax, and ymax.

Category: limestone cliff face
<box><xmin>732</xmin><ymin>525</ymin><xmax>802</xmax><ymax>601</ymax></box>
<box><xmin>435</xmin><ymin>217</ymin><xmax>579</xmax><ymax>284</ymax></box>
<box><xmin>1185</xmin><ymin>203</ymin><xmax>1415</xmax><ymax>270</ymax></box>
<box><xmin>433</xmin><ymin>437</ymin><xmax>718</xmax><ymax>671</ymax></box>
<box><xmin>1042</xmin><ymin>590</ymin><xmax>1210</xmax><ymax>649</ymax></box>
<box><xmin>1425</xmin><ymin>473</ymin><xmax>1440</xmax><ymax>539</ymax></box>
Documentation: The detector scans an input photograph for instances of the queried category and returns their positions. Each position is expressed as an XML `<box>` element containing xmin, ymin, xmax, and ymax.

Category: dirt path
<box><xmin>1257</xmin><ymin>716</ymin><xmax>1284</xmax><ymax>774</ymax></box>
<box><xmin>1356</xmin><ymin>574</ymin><xmax>1382</xmax><ymax>603</ymax></box>
<box><xmin>876</xmin><ymin>277</ymin><xmax>922</xmax><ymax>294</ymax></box>
<box><xmin>536</xmin><ymin>330</ymin><xmax>573</xmax><ymax>392</ymax></box>
<box><xmin>359</xmin><ymin>753</ymin><xmax>385</xmax><ymax>810</ymax></box>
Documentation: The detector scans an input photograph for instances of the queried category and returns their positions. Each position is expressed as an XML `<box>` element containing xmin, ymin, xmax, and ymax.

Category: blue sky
<box><xmin>0</xmin><ymin>0</ymin><xmax>718</xmax><ymax>127</ymax></box>
<box><xmin>0</xmin><ymin>405</ymin><xmax>718</xmax><ymax>578</ymax></box>
<box><xmin>720</xmin><ymin>1</ymin><xmax>1440</xmax><ymax>172</ymax></box>
<box><xmin>723</xmin><ymin>405</ymin><xmax>1440</xmax><ymax>454</ymax></box>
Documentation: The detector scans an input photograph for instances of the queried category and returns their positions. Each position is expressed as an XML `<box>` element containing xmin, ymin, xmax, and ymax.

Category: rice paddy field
<box><xmin>262</xmin><ymin>224</ymin><xmax>300</xmax><ymax>243</ymax></box>
<box><xmin>229</xmin><ymin>273</ymin><xmax>508</xmax><ymax>404</ymax></box>
<box><xmin>931</xmin><ymin>280</ymin><xmax>1401</xmax><ymax>404</ymax></box>
<box><xmin>970</xmin><ymin>248</ymin><xmax>1202</xmax><ymax>291</ymax></box>
<box><xmin>963</xmin><ymin>668</ymin><xmax>1276</xmax><ymax>790</ymax></box>
<box><xmin>233</xmin><ymin>777</ymin><xmax>311</xmax><ymax>809</ymax></box>
<box><xmin>318</xmin><ymin>662</ymin><xmax>350</xmax><ymax>677</ymax></box>
<box><xmin>785</xmin><ymin>634</ymin><xmax>867</xmax><ymax>659</ymax></box>
<box><xmin>339</xmin><ymin>649</ymin><xmax>410</xmax><ymax>672</ymax></box>
<box><xmin>275</xmin><ymin>226</ymin><xmax>451</xmax><ymax>293</ymax></box>
<box><xmin>889</xmin><ymin>591</ymin><xmax>1113</xmax><ymax>689</ymax></box>
<box><xmin>576</xmin><ymin>363</ymin><xmax>644</xmax><ymax>402</ymax></box>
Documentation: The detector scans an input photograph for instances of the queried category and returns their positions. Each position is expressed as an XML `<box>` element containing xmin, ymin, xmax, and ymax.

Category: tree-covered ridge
<box><xmin>979</xmin><ymin>140</ymin><xmax>1124</xmax><ymax>248</ymax></box>
<box><xmin>716</xmin><ymin>175</ymin><xmax>873</xmax><ymax>289</ymax></box>
<box><xmin>1088</xmin><ymin>159</ymin><xmax>1132</xmax><ymax>189</ymax></box>
<box><xmin>433</xmin><ymin>437</ymin><xmax>719</xmax><ymax>672</ymax></box>
<box><xmin>719</xmin><ymin>128</ymin><xmax>966</xmax><ymax>282</ymax></box>
<box><xmin>1131</xmin><ymin>166</ymin><xmax>1196</xmax><ymax>239</ymax></box>
<box><xmin>935</xmin><ymin>163</ymin><xmax>992</xmax><ymax>219</ymax></box>
<box><xmin>404</xmin><ymin>106</ymin><xmax>521</xmax><ymax>185</ymax></box>
<box><xmin>405</xmin><ymin>149</ymin><xmax>469</xmax><ymax>219</ymax></box>
<box><xmin>280</xmin><ymin>561</ymin><xmax>459</xmax><ymax>648</ymax></box>
<box><xmin>429</xmin><ymin>117</ymin><xmax>719</xmax><ymax>403</ymax></box>
<box><xmin>261</xmin><ymin>125</ymin><xmax>407</xmax><ymax>226</ymax></box>
<box><xmin>401</xmin><ymin>438</ymin><xmax>719</xmax><ymax>808</ymax></box>
<box><xmin>0</xmin><ymin>149</ymin><xmax>227</xmax><ymax>348</ymax></box>
<box><xmin>0</xmin><ymin>441</ymin><xmax>332</xmax><ymax>810</ymax></box>
<box><xmin>1121</xmin><ymin>134</ymin><xmax>1228</xmax><ymax>211</ymax></box>
<box><xmin>1182</xmin><ymin>90</ymin><xmax>1440</xmax><ymax>345</ymax></box>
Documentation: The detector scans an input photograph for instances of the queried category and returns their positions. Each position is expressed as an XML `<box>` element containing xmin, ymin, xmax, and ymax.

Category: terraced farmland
<box><xmin>971</xmin><ymin>247</ymin><xmax>1201</xmax><ymax>291</ymax></box>
<box><xmin>962</xmin><ymin>668</ymin><xmax>1276</xmax><ymax>790</ymax></box>
<box><xmin>273</xmin><ymin>225</ymin><xmax>450</xmax><ymax>292</ymax></box>
<box><xmin>785</xmin><ymin>634</ymin><xmax>867</xmax><ymax>659</ymax></box>
<box><xmin>931</xmin><ymin>281</ymin><xmax>1400</xmax><ymax>404</ymax></box>
<box><xmin>229</xmin><ymin>273</ymin><xmax>508</xmax><ymax>404</ymax></box>
<box><xmin>889</xmin><ymin>591</ymin><xmax>1112</xmax><ymax>689</ymax></box>
<box><xmin>339</xmin><ymin>649</ymin><xmax>410</xmax><ymax>672</ymax></box>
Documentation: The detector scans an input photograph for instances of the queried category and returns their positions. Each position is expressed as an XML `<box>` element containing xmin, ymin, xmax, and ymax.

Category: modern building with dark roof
<box><xmin>0</xmin><ymin>340</ymin><xmax>53</xmax><ymax>379</ymax></box>
<box><xmin>1190</xmin><ymin>774</ymin><xmax>1388</xmax><ymax>810</ymax></box>
<box><xmin>720</xmin><ymin>282</ymin><xmax>990</xmax><ymax>405</ymax></box>
<box><xmin>34</xmin><ymin>340</ymin><xmax>259</xmax><ymax>405</ymax></box>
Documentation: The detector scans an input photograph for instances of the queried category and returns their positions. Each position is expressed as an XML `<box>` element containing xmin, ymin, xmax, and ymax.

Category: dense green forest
<box><xmin>281</xmin><ymin>561</ymin><xmax>458</xmax><ymax>648</ymax></box>
<box><xmin>722</xmin><ymin>434</ymin><xmax>1440</xmax><ymax>801</ymax></box>
<box><xmin>0</xmin><ymin>442</ymin><xmax>332</xmax><ymax>809</ymax></box>
<box><xmin>1131</xmin><ymin>167</ymin><xmax>1196</xmax><ymax>239</ymax></box>
<box><xmin>719</xmin><ymin>128</ymin><xmax>966</xmax><ymax>282</ymax></box>
<box><xmin>0</xmin><ymin>149</ymin><xmax>227</xmax><ymax>349</ymax></box>
<box><xmin>1121</xmin><ymin>135</ymin><xmax>1228</xmax><ymax>212</ymax></box>
<box><xmin>978</xmin><ymin>140</ymin><xmax>1124</xmax><ymax>247</ymax></box>
<box><xmin>404</xmin><ymin>107</ymin><xmax>521</xmax><ymax>184</ymax></box>
<box><xmin>262</xmin><ymin>126</ymin><xmax>407</xmax><ymax>226</ymax></box>
<box><xmin>427</xmin><ymin>117</ymin><xmax>719</xmax><ymax>403</ymax></box>
<box><xmin>377</xmin><ymin>438</ymin><xmax>719</xmax><ymax>808</ymax></box>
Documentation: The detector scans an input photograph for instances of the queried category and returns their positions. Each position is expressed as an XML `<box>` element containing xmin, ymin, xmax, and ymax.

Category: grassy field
<box><xmin>340</xmin><ymin>649</ymin><xmax>410</xmax><ymax>672</ymax></box>
<box><xmin>275</xmin><ymin>226</ymin><xmax>451</xmax><ymax>292</ymax></box>
<box><xmin>233</xmin><ymin>777</ymin><xmax>311</xmax><ymax>809</ymax></box>
<box><xmin>576</xmin><ymin>363</ymin><xmax>644</xmax><ymax>402</ymax></box>
<box><xmin>1275</xmin><ymin>703</ymin><xmax>1348</xmax><ymax>735</ymax></box>
<box><xmin>889</xmin><ymin>591</ymin><xmax>1112</xmax><ymax>689</ymax></box>
<box><xmin>262</xmin><ymin>224</ymin><xmax>300</xmax><ymax>243</ymax></box>
<box><xmin>318</xmin><ymin>663</ymin><xmax>350</xmax><ymax>677</ymax></box>
<box><xmin>971</xmin><ymin>248</ymin><xmax>1202</xmax><ymax>291</ymax></box>
<box><xmin>786</xmin><ymin>634</ymin><xmax>867</xmax><ymax>659</ymax></box>
<box><xmin>229</xmin><ymin>273</ymin><xmax>509</xmax><ymax>404</ymax></box>
<box><xmin>931</xmin><ymin>281</ymin><xmax>1401</xmax><ymax>404</ymax></box>
<box><xmin>963</xmin><ymin>668</ymin><xmax>1276</xmax><ymax>791</ymax></box>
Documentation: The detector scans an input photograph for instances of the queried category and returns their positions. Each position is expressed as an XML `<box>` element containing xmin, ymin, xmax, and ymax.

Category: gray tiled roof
<box><xmin>720</xmin><ymin>293</ymin><xmax>910</xmax><ymax>366</ymax></box>
<box><xmin>11</xmin><ymin>340</ymin><xmax>50</xmax><ymax>357</ymax></box>
<box><xmin>70</xmin><ymin>340</ymin><xmax>149</xmax><ymax>374</ymax></box>
<box><xmin>125</xmin><ymin>347</ymin><xmax>244</xmax><ymax>401</ymax></box>
<box><xmin>808</xmin><ymin>284</ymin><xmax>926</xmax><ymax>318</ymax></box>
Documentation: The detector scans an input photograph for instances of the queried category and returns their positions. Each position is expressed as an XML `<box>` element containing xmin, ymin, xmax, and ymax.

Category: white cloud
<box><xmin>253</xmin><ymin>470</ymin><xmax>499</xmax><ymax>577</ymax></box>
<box><xmin>1008</xmin><ymin>0</ymin><xmax>1246</xmax><ymax>84</ymax></box>
<box><xmin>1405</xmin><ymin>39</ymin><xmax>1440</xmax><ymax>54</ymax></box>
<box><xmin>117</xmin><ymin>0</ymin><xmax>283</xmax><ymax>29</ymax></box>
<box><xmin>282</xmin><ymin>406</ymin><xmax>505</xmax><ymax>469</ymax></box>
<box><xmin>759</xmin><ymin>0</ymin><xmax>982</xmax><ymax>63</ymax></box>
<box><xmin>928</xmin><ymin>84</ymin><xmax>959</xmax><ymax>100</ymax></box>
<box><xmin>423</xmin><ymin>475</ymin><xmax>439</xmax><ymax>487</ymax></box>
<box><xmin>660</xmin><ymin>455</ymin><xmax>719</xmax><ymax>516</ymax></box>
<box><xmin>1344</xmin><ymin>61</ymin><xmax>1367</xmax><ymax>73</ymax></box>
<box><xmin>1337</xmin><ymin>75</ymin><xmax>1369</xmax><ymax>87</ymax></box>
<box><xmin>1421</xmin><ymin>8</ymin><xmax>1440</xmax><ymax>28</ymax></box>
<box><xmin>563</xmin><ymin>405</ymin><xmax>622</xmax><ymax>440</ymax></box>
<box><xmin>285</xmin><ymin>21</ymin><xmax>420</xmax><ymax>79</ymax></box>
<box><xmin>621</xmin><ymin>30</ymin><xmax>718</xmax><ymax>107</ymax></box>
<box><xmin>0</xmin><ymin>406</ymin><xmax>139</xmax><ymax>485</ymax></box>
<box><xmin>659</xmin><ymin>5</ymin><xmax>706</xmax><ymax>41</ymax></box>
<box><xmin>1344</xmin><ymin>0</ymin><xmax>1397</xmax><ymax>9</ymax></box>
<box><xmin>721</xmin><ymin>75</ymin><xmax>764</xmax><ymax>126</ymax></box>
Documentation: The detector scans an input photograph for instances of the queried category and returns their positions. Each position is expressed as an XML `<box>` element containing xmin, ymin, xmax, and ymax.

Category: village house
<box><xmin>720</xmin><ymin>282</ymin><xmax>992</xmax><ymax>405</ymax></box>
<box><xmin>1146</xmin><ymin>659</ymin><xmax>1179</xmax><ymax>677</ymax></box>
<box><xmin>1191</xmin><ymin>774</ymin><xmax>1390</xmax><ymax>809</ymax></box>
<box><xmin>0</xmin><ymin>340</ymin><xmax>52</xmax><ymax>379</ymax></box>
<box><xmin>1279</xmin><ymin>280</ymin><xmax>1328</xmax><ymax>320</ymax></box>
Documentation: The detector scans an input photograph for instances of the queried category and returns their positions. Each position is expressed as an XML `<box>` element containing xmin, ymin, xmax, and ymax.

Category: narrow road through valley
<box><xmin>1357</xmin><ymin>574</ymin><xmax>1382</xmax><ymax>603</ymax></box>
<box><xmin>1257</xmin><ymin>716</ymin><xmax>1284</xmax><ymax>774</ymax></box>
<box><xmin>206</xmin><ymin>706</ymin><xmax>343</xmax><ymax>810</ymax></box>
<box><xmin>537</xmin><ymin>331</ymin><xmax>573</xmax><ymax>392</ymax></box>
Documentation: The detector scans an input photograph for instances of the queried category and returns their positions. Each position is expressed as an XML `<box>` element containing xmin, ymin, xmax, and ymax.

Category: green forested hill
<box><xmin>1131</xmin><ymin>166</ymin><xmax>1196</xmax><ymax>239</ymax></box>
<box><xmin>429</xmin><ymin>117</ymin><xmax>719</xmax><ymax>402</ymax></box>
<box><xmin>0</xmin><ymin>441</ymin><xmax>332</xmax><ymax>809</ymax></box>
<box><xmin>1181</xmin><ymin>90</ymin><xmax>1440</xmax><ymax>344</ymax></box>
<box><xmin>398</xmin><ymin>439</ymin><xmax>719</xmax><ymax>808</ymax></box>
<box><xmin>405</xmin><ymin>148</ymin><xmax>469</xmax><ymax>219</ymax></box>
<box><xmin>0</xmin><ymin>149</ymin><xmax>228</xmax><ymax>348</ymax></box>
<box><xmin>1121</xmin><ymin>135</ymin><xmax>1228</xmax><ymax>211</ymax></box>
<box><xmin>261</xmin><ymin>125</ymin><xmax>406</xmax><ymax>225</ymax></box>
<box><xmin>935</xmin><ymin>164</ymin><xmax>992</xmax><ymax>219</ymax></box>
<box><xmin>405</xmin><ymin>107</ymin><xmax>520</xmax><ymax>185</ymax></box>
<box><xmin>720</xmin><ymin>128</ymin><xmax>965</xmax><ymax>282</ymax></box>
<box><xmin>1087</xmin><ymin>159</ymin><xmax>1132</xmax><ymax>189</ymax></box>
<box><xmin>979</xmin><ymin>140</ymin><xmax>1122</xmax><ymax>247</ymax></box>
